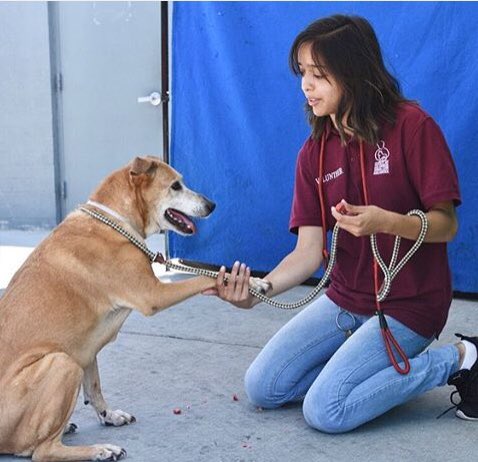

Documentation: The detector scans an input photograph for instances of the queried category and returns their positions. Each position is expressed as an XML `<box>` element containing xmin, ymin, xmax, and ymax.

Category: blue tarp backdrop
<box><xmin>170</xmin><ymin>2</ymin><xmax>478</xmax><ymax>293</ymax></box>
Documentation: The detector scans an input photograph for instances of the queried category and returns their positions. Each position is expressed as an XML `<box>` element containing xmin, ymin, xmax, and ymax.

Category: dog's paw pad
<box><xmin>93</xmin><ymin>444</ymin><xmax>126</xmax><ymax>461</ymax></box>
<box><xmin>99</xmin><ymin>409</ymin><xmax>136</xmax><ymax>427</ymax></box>
<box><xmin>249</xmin><ymin>277</ymin><xmax>272</xmax><ymax>295</ymax></box>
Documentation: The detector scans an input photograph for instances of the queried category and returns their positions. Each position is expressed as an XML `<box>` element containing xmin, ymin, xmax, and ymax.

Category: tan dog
<box><xmin>0</xmin><ymin>156</ymin><xmax>268</xmax><ymax>461</ymax></box>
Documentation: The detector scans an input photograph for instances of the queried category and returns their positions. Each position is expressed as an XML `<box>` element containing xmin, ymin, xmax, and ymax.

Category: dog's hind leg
<box><xmin>31</xmin><ymin>353</ymin><xmax>126</xmax><ymax>462</ymax></box>
<box><xmin>33</xmin><ymin>441</ymin><xmax>126</xmax><ymax>462</ymax></box>
<box><xmin>0</xmin><ymin>351</ymin><xmax>125</xmax><ymax>462</ymax></box>
<box><xmin>0</xmin><ymin>351</ymin><xmax>81</xmax><ymax>457</ymax></box>
<box><xmin>83</xmin><ymin>357</ymin><xmax>136</xmax><ymax>427</ymax></box>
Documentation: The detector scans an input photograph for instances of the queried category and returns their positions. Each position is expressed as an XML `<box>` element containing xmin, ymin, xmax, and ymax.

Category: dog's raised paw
<box><xmin>249</xmin><ymin>277</ymin><xmax>272</xmax><ymax>295</ymax></box>
<box><xmin>93</xmin><ymin>444</ymin><xmax>126</xmax><ymax>461</ymax></box>
<box><xmin>99</xmin><ymin>409</ymin><xmax>136</xmax><ymax>427</ymax></box>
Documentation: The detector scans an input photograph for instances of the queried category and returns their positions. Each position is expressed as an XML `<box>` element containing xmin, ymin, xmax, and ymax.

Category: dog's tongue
<box><xmin>169</xmin><ymin>209</ymin><xmax>196</xmax><ymax>234</ymax></box>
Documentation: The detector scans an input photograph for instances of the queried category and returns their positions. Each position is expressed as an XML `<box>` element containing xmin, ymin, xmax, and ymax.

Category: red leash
<box><xmin>358</xmin><ymin>142</ymin><xmax>411</xmax><ymax>374</ymax></box>
<box><xmin>315</xmin><ymin>134</ymin><xmax>329</xmax><ymax>266</ymax></box>
<box><xmin>317</xmin><ymin>134</ymin><xmax>411</xmax><ymax>375</ymax></box>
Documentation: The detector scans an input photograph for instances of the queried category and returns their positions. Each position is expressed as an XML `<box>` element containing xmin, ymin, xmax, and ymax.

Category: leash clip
<box><xmin>154</xmin><ymin>252</ymin><xmax>166</xmax><ymax>264</ymax></box>
<box><xmin>375</xmin><ymin>310</ymin><xmax>388</xmax><ymax>330</ymax></box>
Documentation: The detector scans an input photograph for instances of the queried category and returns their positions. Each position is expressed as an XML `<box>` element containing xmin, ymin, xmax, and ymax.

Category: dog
<box><xmin>0</xmin><ymin>156</ymin><xmax>270</xmax><ymax>461</ymax></box>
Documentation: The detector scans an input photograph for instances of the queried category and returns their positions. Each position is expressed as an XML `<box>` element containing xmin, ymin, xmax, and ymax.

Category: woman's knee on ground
<box><xmin>244</xmin><ymin>362</ymin><xmax>290</xmax><ymax>409</ymax></box>
<box><xmin>302</xmin><ymin>382</ymin><xmax>351</xmax><ymax>434</ymax></box>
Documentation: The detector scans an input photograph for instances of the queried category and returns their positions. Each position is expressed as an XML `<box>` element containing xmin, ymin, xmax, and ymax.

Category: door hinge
<box><xmin>54</xmin><ymin>73</ymin><xmax>63</xmax><ymax>92</ymax></box>
<box><xmin>61</xmin><ymin>180</ymin><xmax>67</xmax><ymax>199</ymax></box>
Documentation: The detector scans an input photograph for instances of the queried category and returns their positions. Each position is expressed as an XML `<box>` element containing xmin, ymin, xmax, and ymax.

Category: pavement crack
<box><xmin>120</xmin><ymin>329</ymin><xmax>262</xmax><ymax>349</ymax></box>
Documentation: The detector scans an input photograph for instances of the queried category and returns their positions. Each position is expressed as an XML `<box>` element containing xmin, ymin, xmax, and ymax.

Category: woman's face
<box><xmin>298</xmin><ymin>42</ymin><xmax>343</xmax><ymax>123</ymax></box>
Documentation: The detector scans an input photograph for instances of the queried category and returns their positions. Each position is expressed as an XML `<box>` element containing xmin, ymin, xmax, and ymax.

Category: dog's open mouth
<box><xmin>165</xmin><ymin>208</ymin><xmax>196</xmax><ymax>234</ymax></box>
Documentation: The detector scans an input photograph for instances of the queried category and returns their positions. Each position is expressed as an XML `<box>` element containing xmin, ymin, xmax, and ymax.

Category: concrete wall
<box><xmin>0</xmin><ymin>2</ymin><xmax>56</xmax><ymax>229</ymax></box>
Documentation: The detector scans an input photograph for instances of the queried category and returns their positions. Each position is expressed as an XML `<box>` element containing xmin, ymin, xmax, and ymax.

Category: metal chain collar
<box><xmin>79</xmin><ymin>207</ymin><xmax>158</xmax><ymax>261</ymax></box>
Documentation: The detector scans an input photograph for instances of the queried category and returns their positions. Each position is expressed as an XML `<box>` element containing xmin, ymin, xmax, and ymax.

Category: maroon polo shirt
<box><xmin>289</xmin><ymin>103</ymin><xmax>461</xmax><ymax>338</ymax></box>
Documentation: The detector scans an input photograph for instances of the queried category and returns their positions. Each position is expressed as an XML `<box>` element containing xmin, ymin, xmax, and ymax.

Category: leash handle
<box><xmin>376</xmin><ymin>311</ymin><xmax>411</xmax><ymax>375</ymax></box>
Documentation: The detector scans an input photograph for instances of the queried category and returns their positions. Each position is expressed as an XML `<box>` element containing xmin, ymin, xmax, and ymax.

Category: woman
<box><xmin>204</xmin><ymin>14</ymin><xmax>476</xmax><ymax>432</ymax></box>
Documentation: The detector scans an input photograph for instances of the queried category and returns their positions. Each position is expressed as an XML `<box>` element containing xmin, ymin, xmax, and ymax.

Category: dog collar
<box><xmin>86</xmin><ymin>200</ymin><xmax>128</xmax><ymax>223</ymax></box>
<box><xmin>79</xmin><ymin>205</ymin><xmax>165</xmax><ymax>264</ymax></box>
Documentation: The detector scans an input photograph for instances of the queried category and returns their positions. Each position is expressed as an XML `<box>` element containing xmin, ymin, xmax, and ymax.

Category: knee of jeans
<box><xmin>244</xmin><ymin>362</ymin><xmax>281</xmax><ymax>409</ymax></box>
<box><xmin>302</xmin><ymin>384</ymin><xmax>347</xmax><ymax>434</ymax></box>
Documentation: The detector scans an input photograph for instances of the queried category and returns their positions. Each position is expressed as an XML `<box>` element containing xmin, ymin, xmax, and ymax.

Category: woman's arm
<box><xmin>264</xmin><ymin>226</ymin><xmax>324</xmax><ymax>296</ymax></box>
<box><xmin>206</xmin><ymin>226</ymin><xmax>324</xmax><ymax>309</ymax></box>
<box><xmin>331</xmin><ymin>199</ymin><xmax>458</xmax><ymax>243</ymax></box>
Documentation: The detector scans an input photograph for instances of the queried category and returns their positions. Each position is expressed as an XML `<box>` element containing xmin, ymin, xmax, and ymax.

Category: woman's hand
<box><xmin>331</xmin><ymin>199</ymin><xmax>389</xmax><ymax>237</ymax></box>
<box><xmin>331</xmin><ymin>199</ymin><xmax>457</xmax><ymax>242</ymax></box>
<box><xmin>202</xmin><ymin>261</ymin><xmax>256</xmax><ymax>309</ymax></box>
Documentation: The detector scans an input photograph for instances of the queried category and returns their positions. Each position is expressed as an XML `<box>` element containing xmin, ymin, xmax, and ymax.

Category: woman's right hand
<box><xmin>202</xmin><ymin>261</ymin><xmax>256</xmax><ymax>309</ymax></box>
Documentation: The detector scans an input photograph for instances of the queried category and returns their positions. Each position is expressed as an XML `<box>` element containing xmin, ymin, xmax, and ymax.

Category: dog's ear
<box><xmin>130</xmin><ymin>157</ymin><xmax>158</xmax><ymax>181</ymax></box>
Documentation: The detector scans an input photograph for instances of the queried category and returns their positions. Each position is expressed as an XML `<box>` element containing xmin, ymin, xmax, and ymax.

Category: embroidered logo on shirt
<box><xmin>316</xmin><ymin>167</ymin><xmax>344</xmax><ymax>185</ymax></box>
<box><xmin>373</xmin><ymin>141</ymin><xmax>390</xmax><ymax>175</ymax></box>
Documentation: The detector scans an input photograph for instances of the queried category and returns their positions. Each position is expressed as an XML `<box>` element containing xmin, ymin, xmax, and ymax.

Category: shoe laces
<box><xmin>437</xmin><ymin>366</ymin><xmax>478</xmax><ymax>419</ymax></box>
<box><xmin>436</xmin><ymin>390</ymin><xmax>462</xmax><ymax>419</ymax></box>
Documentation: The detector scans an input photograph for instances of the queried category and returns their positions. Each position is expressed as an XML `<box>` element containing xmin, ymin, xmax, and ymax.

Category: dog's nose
<box><xmin>205</xmin><ymin>198</ymin><xmax>216</xmax><ymax>214</ymax></box>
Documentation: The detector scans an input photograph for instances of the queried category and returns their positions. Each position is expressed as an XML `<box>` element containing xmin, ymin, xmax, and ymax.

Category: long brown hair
<box><xmin>289</xmin><ymin>15</ymin><xmax>408</xmax><ymax>145</ymax></box>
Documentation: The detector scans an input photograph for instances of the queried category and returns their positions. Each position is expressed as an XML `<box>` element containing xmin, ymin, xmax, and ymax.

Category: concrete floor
<box><xmin>0</xmin><ymin>230</ymin><xmax>477</xmax><ymax>462</ymax></box>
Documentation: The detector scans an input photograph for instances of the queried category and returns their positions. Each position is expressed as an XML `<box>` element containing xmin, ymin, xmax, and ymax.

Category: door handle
<box><xmin>137</xmin><ymin>91</ymin><xmax>163</xmax><ymax>106</ymax></box>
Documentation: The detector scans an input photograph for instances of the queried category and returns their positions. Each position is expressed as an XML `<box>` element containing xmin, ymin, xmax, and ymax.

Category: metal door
<box><xmin>53</xmin><ymin>1</ymin><xmax>164</xmax><ymax>216</ymax></box>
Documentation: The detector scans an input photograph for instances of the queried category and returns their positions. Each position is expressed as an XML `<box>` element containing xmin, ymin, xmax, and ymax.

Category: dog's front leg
<box><xmin>83</xmin><ymin>358</ymin><xmax>136</xmax><ymax>427</ymax></box>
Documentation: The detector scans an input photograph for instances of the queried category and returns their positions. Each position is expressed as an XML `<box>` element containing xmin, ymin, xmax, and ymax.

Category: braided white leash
<box><xmin>169</xmin><ymin>224</ymin><xmax>341</xmax><ymax>310</ymax></box>
<box><xmin>79</xmin><ymin>206</ymin><xmax>428</xmax><ymax>310</ymax></box>
<box><xmin>372</xmin><ymin>209</ymin><xmax>428</xmax><ymax>302</ymax></box>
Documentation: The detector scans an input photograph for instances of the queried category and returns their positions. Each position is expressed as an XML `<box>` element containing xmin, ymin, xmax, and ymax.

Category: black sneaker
<box><xmin>446</xmin><ymin>333</ymin><xmax>478</xmax><ymax>421</ymax></box>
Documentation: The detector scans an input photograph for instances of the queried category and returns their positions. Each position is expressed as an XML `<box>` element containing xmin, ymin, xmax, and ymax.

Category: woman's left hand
<box><xmin>331</xmin><ymin>199</ymin><xmax>389</xmax><ymax>237</ymax></box>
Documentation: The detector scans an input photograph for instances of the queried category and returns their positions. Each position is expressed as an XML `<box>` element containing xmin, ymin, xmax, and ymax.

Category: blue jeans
<box><xmin>245</xmin><ymin>294</ymin><xmax>460</xmax><ymax>433</ymax></box>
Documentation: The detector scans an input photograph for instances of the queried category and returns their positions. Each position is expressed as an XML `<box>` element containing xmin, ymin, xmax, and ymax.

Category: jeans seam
<box><xmin>334</xmin><ymin>348</ymin><xmax>384</xmax><ymax>407</ymax></box>
<box><xmin>342</xmin><ymin>362</ymin><xmax>441</xmax><ymax>411</ymax></box>
<box><xmin>269</xmin><ymin>331</ymin><xmax>342</xmax><ymax>400</ymax></box>
<box><xmin>339</xmin><ymin>345</ymin><xmax>457</xmax><ymax>412</ymax></box>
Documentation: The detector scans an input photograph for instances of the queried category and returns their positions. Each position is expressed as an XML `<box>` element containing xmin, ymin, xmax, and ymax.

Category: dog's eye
<box><xmin>171</xmin><ymin>181</ymin><xmax>182</xmax><ymax>191</ymax></box>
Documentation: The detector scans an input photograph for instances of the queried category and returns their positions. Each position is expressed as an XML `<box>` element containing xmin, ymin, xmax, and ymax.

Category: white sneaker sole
<box><xmin>456</xmin><ymin>409</ymin><xmax>478</xmax><ymax>421</ymax></box>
